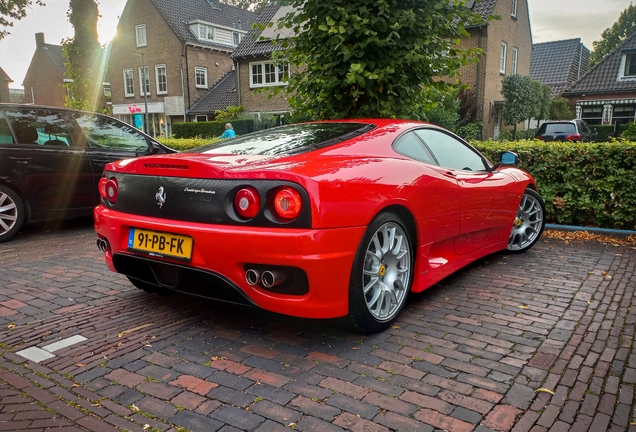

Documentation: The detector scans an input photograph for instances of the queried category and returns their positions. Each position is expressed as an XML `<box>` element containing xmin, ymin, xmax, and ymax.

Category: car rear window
<box><xmin>190</xmin><ymin>122</ymin><xmax>375</xmax><ymax>155</ymax></box>
<box><xmin>538</xmin><ymin>123</ymin><xmax>576</xmax><ymax>134</ymax></box>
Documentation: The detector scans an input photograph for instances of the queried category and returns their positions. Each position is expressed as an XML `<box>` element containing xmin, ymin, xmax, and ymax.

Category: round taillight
<box><xmin>234</xmin><ymin>187</ymin><xmax>260</xmax><ymax>219</ymax></box>
<box><xmin>98</xmin><ymin>177</ymin><xmax>108</xmax><ymax>199</ymax></box>
<box><xmin>274</xmin><ymin>187</ymin><xmax>302</xmax><ymax>220</ymax></box>
<box><xmin>105</xmin><ymin>178</ymin><xmax>118</xmax><ymax>203</ymax></box>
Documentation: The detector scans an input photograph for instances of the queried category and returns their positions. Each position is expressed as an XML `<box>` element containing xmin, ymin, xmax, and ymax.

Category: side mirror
<box><xmin>500</xmin><ymin>151</ymin><xmax>518</xmax><ymax>165</ymax></box>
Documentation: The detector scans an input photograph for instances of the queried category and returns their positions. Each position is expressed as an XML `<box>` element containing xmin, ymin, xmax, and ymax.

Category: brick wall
<box><xmin>23</xmin><ymin>49</ymin><xmax>66</xmax><ymax>107</ymax></box>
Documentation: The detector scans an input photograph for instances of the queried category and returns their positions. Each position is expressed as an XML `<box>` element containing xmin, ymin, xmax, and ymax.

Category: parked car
<box><xmin>0</xmin><ymin>103</ymin><xmax>174</xmax><ymax>242</ymax></box>
<box><xmin>94</xmin><ymin>120</ymin><xmax>545</xmax><ymax>332</ymax></box>
<box><xmin>535</xmin><ymin>120</ymin><xmax>596</xmax><ymax>142</ymax></box>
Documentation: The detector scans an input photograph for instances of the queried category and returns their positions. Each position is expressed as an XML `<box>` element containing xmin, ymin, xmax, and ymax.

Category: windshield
<box><xmin>539</xmin><ymin>123</ymin><xmax>576</xmax><ymax>134</ymax></box>
<box><xmin>189</xmin><ymin>122</ymin><xmax>374</xmax><ymax>155</ymax></box>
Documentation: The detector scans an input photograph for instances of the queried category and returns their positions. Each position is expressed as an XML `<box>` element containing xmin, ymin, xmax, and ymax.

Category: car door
<box><xmin>69</xmin><ymin>112</ymin><xmax>156</xmax><ymax>206</ymax></box>
<box><xmin>1</xmin><ymin>107</ymin><xmax>94</xmax><ymax>221</ymax></box>
<box><xmin>414</xmin><ymin>128</ymin><xmax>519</xmax><ymax>255</ymax></box>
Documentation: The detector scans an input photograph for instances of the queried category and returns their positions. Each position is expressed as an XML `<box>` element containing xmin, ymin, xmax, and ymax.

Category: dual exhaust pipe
<box><xmin>96</xmin><ymin>238</ymin><xmax>110</xmax><ymax>252</ymax></box>
<box><xmin>245</xmin><ymin>268</ymin><xmax>288</xmax><ymax>289</ymax></box>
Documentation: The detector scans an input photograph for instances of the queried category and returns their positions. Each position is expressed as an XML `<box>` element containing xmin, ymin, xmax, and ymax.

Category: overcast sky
<box><xmin>0</xmin><ymin>0</ymin><xmax>634</xmax><ymax>89</ymax></box>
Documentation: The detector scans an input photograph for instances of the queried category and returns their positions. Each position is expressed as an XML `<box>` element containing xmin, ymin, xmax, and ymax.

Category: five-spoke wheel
<box><xmin>508</xmin><ymin>188</ymin><xmax>546</xmax><ymax>253</ymax></box>
<box><xmin>347</xmin><ymin>212</ymin><xmax>413</xmax><ymax>332</ymax></box>
<box><xmin>0</xmin><ymin>185</ymin><xmax>24</xmax><ymax>243</ymax></box>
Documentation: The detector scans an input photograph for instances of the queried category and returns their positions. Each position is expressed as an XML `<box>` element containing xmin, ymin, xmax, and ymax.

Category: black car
<box><xmin>0</xmin><ymin>104</ymin><xmax>174</xmax><ymax>242</ymax></box>
<box><xmin>535</xmin><ymin>120</ymin><xmax>596</xmax><ymax>142</ymax></box>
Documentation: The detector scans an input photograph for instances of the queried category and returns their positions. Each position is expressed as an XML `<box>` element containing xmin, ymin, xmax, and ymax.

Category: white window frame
<box><xmin>511</xmin><ymin>0</ymin><xmax>518</xmax><ymax>18</ymax></box>
<box><xmin>195</xmin><ymin>67</ymin><xmax>208</xmax><ymax>89</ymax></box>
<box><xmin>512</xmin><ymin>47</ymin><xmax>518</xmax><ymax>74</ymax></box>
<box><xmin>233</xmin><ymin>32</ymin><xmax>241</xmax><ymax>46</ymax></box>
<box><xmin>198</xmin><ymin>24</ymin><xmax>214</xmax><ymax>42</ymax></box>
<box><xmin>500</xmin><ymin>42</ymin><xmax>507</xmax><ymax>74</ymax></box>
<box><xmin>138</xmin><ymin>66</ymin><xmax>150</xmax><ymax>96</ymax></box>
<box><xmin>123</xmin><ymin>68</ymin><xmax>134</xmax><ymax>97</ymax></box>
<box><xmin>249</xmin><ymin>61</ymin><xmax>290</xmax><ymax>88</ymax></box>
<box><xmin>195</xmin><ymin>115</ymin><xmax>208</xmax><ymax>122</ymax></box>
<box><xmin>155</xmin><ymin>64</ymin><xmax>167</xmax><ymax>95</ymax></box>
<box><xmin>135</xmin><ymin>24</ymin><xmax>147</xmax><ymax>47</ymax></box>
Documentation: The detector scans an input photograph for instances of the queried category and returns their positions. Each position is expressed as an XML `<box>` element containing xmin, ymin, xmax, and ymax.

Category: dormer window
<box><xmin>233</xmin><ymin>32</ymin><xmax>241</xmax><ymax>46</ymax></box>
<box><xmin>199</xmin><ymin>24</ymin><xmax>214</xmax><ymax>41</ymax></box>
<box><xmin>625</xmin><ymin>54</ymin><xmax>636</xmax><ymax>76</ymax></box>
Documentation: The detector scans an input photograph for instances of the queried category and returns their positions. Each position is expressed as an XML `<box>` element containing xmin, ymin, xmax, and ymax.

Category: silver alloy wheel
<box><xmin>0</xmin><ymin>190</ymin><xmax>18</xmax><ymax>236</ymax></box>
<box><xmin>362</xmin><ymin>221</ymin><xmax>411</xmax><ymax>321</ymax></box>
<box><xmin>508</xmin><ymin>192</ymin><xmax>544</xmax><ymax>251</ymax></box>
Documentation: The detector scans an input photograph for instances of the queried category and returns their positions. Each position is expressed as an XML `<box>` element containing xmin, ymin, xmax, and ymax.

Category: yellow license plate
<box><xmin>128</xmin><ymin>228</ymin><xmax>193</xmax><ymax>260</ymax></box>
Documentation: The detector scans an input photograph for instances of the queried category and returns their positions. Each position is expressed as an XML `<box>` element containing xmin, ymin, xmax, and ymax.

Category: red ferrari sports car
<box><xmin>94</xmin><ymin>119</ymin><xmax>545</xmax><ymax>332</ymax></box>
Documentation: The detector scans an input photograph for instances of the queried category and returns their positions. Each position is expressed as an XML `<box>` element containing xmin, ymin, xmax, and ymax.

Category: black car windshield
<box><xmin>539</xmin><ymin>123</ymin><xmax>576</xmax><ymax>134</ymax></box>
<box><xmin>189</xmin><ymin>122</ymin><xmax>374</xmax><ymax>155</ymax></box>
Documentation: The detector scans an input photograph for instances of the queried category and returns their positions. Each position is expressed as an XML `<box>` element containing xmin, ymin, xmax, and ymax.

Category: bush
<box><xmin>472</xmin><ymin>139</ymin><xmax>636</xmax><ymax>230</ymax></box>
<box><xmin>592</xmin><ymin>124</ymin><xmax>627</xmax><ymax>141</ymax></box>
<box><xmin>173</xmin><ymin>119</ymin><xmax>255</xmax><ymax>138</ymax></box>
<box><xmin>497</xmin><ymin>128</ymin><xmax>537</xmax><ymax>141</ymax></box>
<box><xmin>157</xmin><ymin>137</ymin><xmax>217</xmax><ymax>151</ymax></box>
<box><xmin>456</xmin><ymin>121</ymin><xmax>482</xmax><ymax>141</ymax></box>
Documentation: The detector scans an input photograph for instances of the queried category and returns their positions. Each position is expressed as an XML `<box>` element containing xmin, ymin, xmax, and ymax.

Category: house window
<box><xmin>198</xmin><ymin>24</ymin><xmax>214</xmax><ymax>41</ymax></box>
<box><xmin>233</xmin><ymin>32</ymin><xmax>241</xmax><ymax>46</ymax></box>
<box><xmin>195</xmin><ymin>115</ymin><xmax>208</xmax><ymax>122</ymax></box>
<box><xmin>138</xmin><ymin>66</ymin><xmax>150</xmax><ymax>96</ymax></box>
<box><xmin>512</xmin><ymin>47</ymin><xmax>518</xmax><ymax>74</ymax></box>
<box><xmin>123</xmin><ymin>68</ymin><xmax>134</xmax><ymax>97</ymax></box>
<box><xmin>135</xmin><ymin>24</ymin><xmax>147</xmax><ymax>47</ymax></box>
<box><xmin>511</xmin><ymin>0</ymin><xmax>518</xmax><ymax>18</ymax></box>
<box><xmin>195</xmin><ymin>67</ymin><xmax>208</xmax><ymax>88</ymax></box>
<box><xmin>500</xmin><ymin>42</ymin><xmax>507</xmax><ymax>74</ymax></box>
<box><xmin>250</xmin><ymin>61</ymin><xmax>289</xmax><ymax>88</ymax></box>
<box><xmin>612</xmin><ymin>105</ymin><xmax>635</xmax><ymax>124</ymax></box>
<box><xmin>155</xmin><ymin>65</ymin><xmax>167</xmax><ymax>94</ymax></box>
<box><xmin>581</xmin><ymin>106</ymin><xmax>603</xmax><ymax>125</ymax></box>
<box><xmin>625</xmin><ymin>54</ymin><xmax>636</xmax><ymax>76</ymax></box>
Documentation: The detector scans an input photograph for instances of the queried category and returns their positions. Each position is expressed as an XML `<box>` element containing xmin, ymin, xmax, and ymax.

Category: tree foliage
<box><xmin>270</xmin><ymin>0</ymin><xmax>488</xmax><ymax>120</ymax></box>
<box><xmin>590</xmin><ymin>4</ymin><xmax>636</xmax><ymax>66</ymax></box>
<box><xmin>63</xmin><ymin>0</ymin><xmax>105</xmax><ymax>111</ymax></box>
<box><xmin>549</xmin><ymin>97</ymin><xmax>574</xmax><ymax>120</ymax></box>
<box><xmin>219</xmin><ymin>0</ymin><xmax>269</xmax><ymax>13</ymax></box>
<box><xmin>0</xmin><ymin>0</ymin><xmax>45</xmax><ymax>40</ymax></box>
<box><xmin>529</xmin><ymin>80</ymin><xmax>551</xmax><ymax>122</ymax></box>
<box><xmin>501</xmin><ymin>74</ymin><xmax>532</xmax><ymax>139</ymax></box>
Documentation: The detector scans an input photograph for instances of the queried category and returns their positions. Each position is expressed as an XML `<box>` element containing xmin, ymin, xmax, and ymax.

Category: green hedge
<box><xmin>473</xmin><ymin>140</ymin><xmax>636</xmax><ymax>230</ymax></box>
<box><xmin>157</xmin><ymin>137</ymin><xmax>218</xmax><ymax>151</ymax></box>
<box><xmin>589</xmin><ymin>124</ymin><xmax>627</xmax><ymax>141</ymax></box>
<box><xmin>173</xmin><ymin>119</ymin><xmax>255</xmax><ymax>139</ymax></box>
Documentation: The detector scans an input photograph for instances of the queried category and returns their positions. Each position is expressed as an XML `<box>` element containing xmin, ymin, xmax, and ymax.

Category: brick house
<box><xmin>0</xmin><ymin>67</ymin><xmax>11</xmax><ymax>103</ymax></box>
<box><xmin>563</xmin><ymin>31</ymin><xmax>636</xmax><ymax>127</ymax></box>
<box><xmin>457</xmin><ymin>0</ymin><xmax>533</xmax><ymax>139</ymax></box>
<box><xmin>530</xmin><ymin>38</ymin><xmax>590</xmax><ymax>97</ymax></box>
<box><xmin>22</xmin><ymin>33</ymin><xmax>67</xmax><ymax>107</ymax></box>
<box><xmin>232</xmin><ymin>1</ymin><xmax>531</xmax><ymax>138</ymax></box>
<box><xmin>108</xmin><ymin>0</ymin><xmax>257</xmax><ymax>136</ymax></box>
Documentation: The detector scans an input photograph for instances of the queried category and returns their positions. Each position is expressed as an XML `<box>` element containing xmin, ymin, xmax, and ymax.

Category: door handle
<box><xmin>442</xmin><ymin>171</ymin><xmax>456</xmax><ymax>178</ymax></box>
<box><xmin>8</xmin><ymin>157</ymin><xmax>32</xmax><ymax>164</ymax></box>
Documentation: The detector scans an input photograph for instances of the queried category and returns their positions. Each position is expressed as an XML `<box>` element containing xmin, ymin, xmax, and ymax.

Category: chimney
<box><xmin>35</xmin><ymin>33</ymin><xmax>45</xmax><ymax>48</ymax></box>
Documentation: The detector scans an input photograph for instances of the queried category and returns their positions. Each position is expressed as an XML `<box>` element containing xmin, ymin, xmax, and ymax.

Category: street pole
<box><xmin>136</xmin><ymin>51</ymin><xmax>150</xmax><ymax>135</ymax></box>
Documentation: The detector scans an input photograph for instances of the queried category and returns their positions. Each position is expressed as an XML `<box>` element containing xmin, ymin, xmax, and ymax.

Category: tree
<box><xmin>0</xmin><ymin>0</ymin><xmax>45</xmax><ymax>40</ymax></box>
<box><xmin>270</xmin><ymin>0</ymin><xmax>488</xmax><ymax>120</ymax></box>
<box><xmin>590</xmin><ymin>4</ymin><xmax>636</xmax><ymax>66</ymax></box>
<box><xmin>62</xmin><ymin>0</ymin><xmax>105</xmax><ymax>111</ymax></box>
<box><xmin>501</xmin><ymin>74</ymin><xmax>532</xmax><ymax>139</ymax></box>
<box><xmin>423</xmin><ymin>87</ymin><xmax>460</xmax><ymax>131</ymax></box>
<box><xmin>549</xmin><ymin>97</ymin><xmax>575</xmax><ymax>120</ymax></box>
<box><xmin>529</xmin><ymin>79</ymin><xmax>551</xmax><ymax>124</ymax></box>
<box><xmin>219</xmin><ymin>0</ymin><xmax>269</xmax><ymax>13</ymax></box>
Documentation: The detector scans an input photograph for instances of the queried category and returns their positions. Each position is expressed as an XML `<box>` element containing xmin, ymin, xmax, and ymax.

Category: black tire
<box><xmin>507</xmin><ymin>188</ymin><xmax>546</xmax><ymax>254</ymax></box>
<box><xmin>345</xmin><ymin>212</ymin><xmax>414</xmax><ymax>333</ymax></box>
<box><xmin>0</xmin><ymin>185</ymin><xmax>25</xmax><ymax>243</ymax></box>
<box><xmin>126</xmin><ymin>276</ymin><xmax>173</xmax><ymax>296</ymax></box>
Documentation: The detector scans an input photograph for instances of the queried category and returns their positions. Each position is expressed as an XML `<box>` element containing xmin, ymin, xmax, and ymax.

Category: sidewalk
<box><xmin>0</xmin><ymin>223</ymin><xmax>634</xmax><ymax>432</ymax></box>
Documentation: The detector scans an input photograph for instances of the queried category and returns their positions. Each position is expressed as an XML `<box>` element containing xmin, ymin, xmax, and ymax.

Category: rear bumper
<box><xmin>94</xmin><ymin>206</ymin><xmax>366</xmax><ymax>319</ymax></box>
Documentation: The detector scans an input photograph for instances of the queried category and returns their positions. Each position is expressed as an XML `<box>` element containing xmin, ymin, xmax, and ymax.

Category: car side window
<box><xmin>0</xmin><ymin>112</ymin><xmax>14</xmax><ymax>144</ymax></box>
<box><xmin>393</xmin><ymin>132</ymin><xmax>436</xmax><ymax>164</ymax></box>
<box><xmin>415</xmin><ymin>129</ymin><xmax>488</xmax><ymax>172</ymax></box>
<box><xmin>4</xmin><ymin>109</ymin><xmax>73</xmax><ymax>146</ymax></box>
<box><xmin>73</xmin><ymin>113</ymin><xmax>150</xmax><ymax>153</ymax></box>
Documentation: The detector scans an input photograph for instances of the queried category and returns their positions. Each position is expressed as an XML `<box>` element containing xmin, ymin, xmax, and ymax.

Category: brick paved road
<box><xmin>0</xmin><ymin>219</ymin><xmax>634</xmax><ymax>432</ymax></box>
